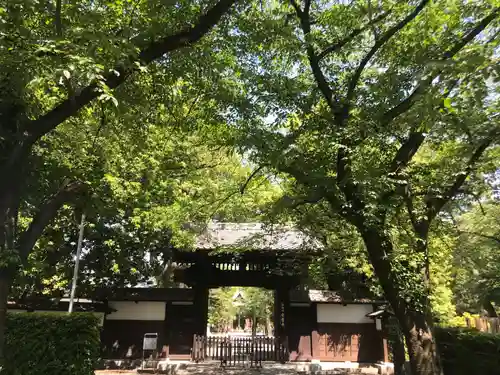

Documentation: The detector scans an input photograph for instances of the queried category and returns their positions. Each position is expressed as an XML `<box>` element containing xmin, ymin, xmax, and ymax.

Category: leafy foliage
<box><xmin>452</xmin><ymin>202</ymin><xmax>500</xmax><ymax>315</ymax></box>
<box><xmin>436</xmin><ymin>327</ymin><xmax>500</xmax><ymax>375</ymax></box>
<box><xmin>216</xmin><ymin>1</ymin><xmax>499</xmax><ymax>372</ymax></box>
<box><xmin>14</xmin><ymin>132</ymin><xmax>280</xmax><ymax>296</ymax></box>
<box><xmin>239</xmin><ymin>287</ymin><xmax>274</xmax><ymax>333</ymax></box>
<box><xmin>5</xmin><ymin>312</ymin><xmax>100</xmax><ymax>375</ymax></box>
<box><xmin>209</xmin><ymin>288</ymin><xmax>239</xmax><ymax>331</ymax></box>
<box><xmin>9</xmin><ymin>49</ymin><xmax>280</xmax><ymax>297</ymax></box>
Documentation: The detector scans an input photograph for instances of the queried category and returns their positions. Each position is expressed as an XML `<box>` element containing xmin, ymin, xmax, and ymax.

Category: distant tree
<box><xmin>452</xmin><ymin>202</ymin><xmax>500</xmax><ymax>316</ymax></box>
<box><xmin>208</xmin><ymin>288</ymin><xmax>238</xmax><ymax>332</ymax></box>
<box><xmin>240</xmin><ymin>288</ymin><xmax>274</xmax><ymax>336</ymax></box>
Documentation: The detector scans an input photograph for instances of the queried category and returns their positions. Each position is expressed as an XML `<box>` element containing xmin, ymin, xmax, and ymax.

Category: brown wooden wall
<box><xmin>281</xmin><ymin>303</ymin><xmax>384</xmax><ymax>363</ymax></box>
<box><xmin>314</xmin><ymin>323</ymin><xmax>382</xmax><ymax>362</ymax></box>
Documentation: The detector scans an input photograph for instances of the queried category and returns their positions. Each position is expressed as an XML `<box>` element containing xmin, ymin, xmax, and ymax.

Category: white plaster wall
<box><xmin>316</xmin><ymin>304</ymin><xmax>373</xmax><ymax>324</ymax></box>
<box><xmin>107</xmin><ymin>301</ymin><xmax>166</xmax><ymax>321</ymax></box>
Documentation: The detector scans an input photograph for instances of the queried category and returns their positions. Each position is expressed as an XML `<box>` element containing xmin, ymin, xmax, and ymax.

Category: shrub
<box><xmin>5</xmin><ymin>312</ymin><xmax>100</xmax><ymax>375</ymax></box>
<box><xmin>446</xmin><ymin>312</ymin><xmax>480</xmax><ymax>328</ymax></box>
<box><xmin>436</xmin><ymin>327</ymin><xmax>500</xmax><ymax>375</ymax></box>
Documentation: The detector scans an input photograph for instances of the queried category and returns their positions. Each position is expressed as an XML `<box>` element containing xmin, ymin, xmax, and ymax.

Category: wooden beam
<box><xmin>193</xmin><ymin>286</ymin><xmax>209</xmax><ymax>336</ymax></box>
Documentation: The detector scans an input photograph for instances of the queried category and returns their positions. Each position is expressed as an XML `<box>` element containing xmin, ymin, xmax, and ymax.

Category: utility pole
<box><xmin>68</xmin><ymin>213</ymin><xmax>85</xmax><ymax>313</ymax></box>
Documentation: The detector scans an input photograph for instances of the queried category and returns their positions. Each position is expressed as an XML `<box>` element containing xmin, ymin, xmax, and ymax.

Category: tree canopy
<box><xmin>0</xmin><ymin>0</ymin><xmax>499</xmax><ymax>374</ymax></box>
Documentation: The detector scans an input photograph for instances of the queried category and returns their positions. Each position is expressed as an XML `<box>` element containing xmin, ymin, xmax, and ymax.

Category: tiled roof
<box><xmin>195</xmin><ymin>222</ymin><xmax>321</xmax><ymax>251</ymax></box>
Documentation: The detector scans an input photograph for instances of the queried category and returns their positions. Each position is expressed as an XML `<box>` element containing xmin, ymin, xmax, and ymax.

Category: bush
<box><xmin>5</xmin><ymin>312</ymin><xmax>100</xmax><ymax>375</ymax></box>
<box><xmin>436</xmin><ymin>327</ymin><xmax>500</xmax><ymax>375</ymax></box>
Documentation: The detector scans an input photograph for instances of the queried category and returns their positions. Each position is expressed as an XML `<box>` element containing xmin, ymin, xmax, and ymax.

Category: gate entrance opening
<box><xmin>208</xmin><ymin>287</ymin><xmax>274</xmax><ymax>336</ymax></box>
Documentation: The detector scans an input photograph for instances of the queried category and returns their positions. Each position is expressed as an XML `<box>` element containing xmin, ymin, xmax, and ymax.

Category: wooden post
<box><xmin>193</xmin><ymin>285</ymin><xmax>209</xmax><ymax>337</ymax></box>
<box><xmin>382</xmin><ymin>324</ymin><xmax>389</xmax><ymax>363</ymax></box>
<box><xmin>164</xmin><ymin>302</ymin><xmax>169</xmax><ymax>359</ymax></box>
<box><xmin>282</xmin><ymin>288</ymin><xmax>290</xmax><ymax>362</ymax></box>
<box><xmin>273</xmin><ymin>289</ymin><xmax>282</xmax><ymax>361</ymax></box>
<box><xmin>379</xmin><ymin>314</ymin><xmax>389</xmax><ymax>363</ymax></box>
<box><xmin>273</xmin><ymin>287</ymin><xmax>290</xmax><ymax>362</ymax></box>
<box><xmin>273</xmin><ymin>289</ymin><xmax>283</xmax><ymax>338</ymax></box>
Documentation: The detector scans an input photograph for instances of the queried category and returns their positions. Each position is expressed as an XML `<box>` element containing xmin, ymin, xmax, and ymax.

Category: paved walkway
<box><xmin>96</xmin><ymin>364</ymin><xmax>381</xmax><ymax>375</ymax></box>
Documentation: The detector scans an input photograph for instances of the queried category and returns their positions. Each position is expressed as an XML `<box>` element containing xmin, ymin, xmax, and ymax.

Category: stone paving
<box><xmin>96</xmin><ymin>361</ymin><xmax>388</xmax><ymax>375</ymax></box>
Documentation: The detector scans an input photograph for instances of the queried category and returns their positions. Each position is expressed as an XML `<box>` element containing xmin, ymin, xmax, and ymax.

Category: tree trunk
<box><xmin>391</xmin><ymin>319</ymin><xmax>406</xmax><ymax>375</ymax></box>
<box><xmin>0</xmin><ymin>273</ymin><xmax>9</xmax><ymax>369</ymax></box>
<box><xmin>252</xmin><ymin>312</ymin><xmax>257</xmax><ymax>336</ymax></box>
<box><xmin>265</xmin><ymin>315</ymin><xmax>271</xmax><ymax>336</ymax></box>
<box><xmin>359</xmin><ymin>226</ymin><xmax>442</xmax><ymax>375</ymax></box>
<box><xmin>399</xmin><ymin>312</ymin><xmax>441</xmax><ymax>375</ymax></box>
<box><xmin>0</xmin><ymin>170</ymin><xmax>23</xmax><ymax>367</ymax></box>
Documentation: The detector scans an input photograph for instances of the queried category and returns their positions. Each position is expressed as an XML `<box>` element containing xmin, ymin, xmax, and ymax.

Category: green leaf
<box><xmin>443</xmin><ymin>97</ymin><xmax>452</xmax><ymax>109</ymax></box>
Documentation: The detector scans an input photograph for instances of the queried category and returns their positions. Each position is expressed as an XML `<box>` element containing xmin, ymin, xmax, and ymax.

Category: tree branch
<box><xmin>24</xmin><ymin>0</ymin><xmax>238</xmax><ymax>144</ymax></box>
<box><xmin>277</xmin><ymin>162</ymin><xmax>343</xmax><ymax>211</ymax></box>
<box><xmin>386</xmin><ymin>79</ymin><xmax>459</xmax><ymax>175</ymax></box>
<box><xmin>240</xmin><ymin>165</ymin><xmax>265</xmax><ymax>194</ymax></box>
<box><xmin>382</xmin><ymin>8</ymin><xmax>499</xmax><ymax>124</ymax></box>
<box><xmin>55</xmin><ymin>0</ymin><xmax>62</xmax><ymax>37</ymax></box>
<box><xmin>343</xmin><ymin>0</ymin><xmax>430</xmax><ymax>122</ymax></box>
<box><xmin>17</xmin><ymin>180</ymin><xmax>87</xmax><ymax>262</ymax></box>
<box><xmin>275</xmin><ymin>190</ymin><xmax>324</xmax><ymax>211</ymax></box>
<box><xmin>317</xmin><ymin>11</ymin><xmax>390</xmax><ymax>61</ymax></box>
<box><xmin>429</xmin><ymin>126</ymin><xmax>500</xmax><ymax>219</ymax></box>
<box><xmin>332</xmin><ymin>3</ymin><xmax>422</xmax><ymax>217</ymax></box>
<box><xmin>404</xmin><ymin>191</ymin><xmax>418</xmax><ymax>232</ymax></box>
<box><xmin>303</xmin><ymin>0</ymin><xmax>311</xmax><ymax>16</ymax></box>
<box><xmin>289</xmin><ymin>0</ymin><xmax>302</xmax><ymax>16</ymax></box>
<box><xmin>291</xmin><ymin>0</ymin><xmax>338</xmax><ymax>116</ymax></box>
<box><xmin>389</xmin><ymin>132</ymin><xmax>426</xmax><ymax>174</ymax></box>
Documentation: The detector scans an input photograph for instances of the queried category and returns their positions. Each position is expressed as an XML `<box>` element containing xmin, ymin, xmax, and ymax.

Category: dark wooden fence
<box><xmin>465</xmin><ymin>317</ymin><xmax>500</xmax><ymax>333</ymax></box>
<box><xmin>192</xmin><ymin>335</ymin><xmax>288</xmax><ymax>366</ymax></box>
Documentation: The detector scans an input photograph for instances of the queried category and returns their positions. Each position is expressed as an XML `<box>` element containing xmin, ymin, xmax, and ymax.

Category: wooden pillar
<box><xmin>274</xmin><ymin>287</ymin><xmax>291</xmax><ymax>362</ymax></box>
<box><xmin>163</xmin><ymin>302</ymin><xmax>170</xmax><ymax>358</ymax></box>
<box><xmin>382</xmin><ymin>334</ymin><xmax>389</xmax><ymax>363</ymax></box>
<box><xmin>193</xmin><ymin>285</ymin><xmax>209</xmax><ymax>337</ymax></box>
<box><xmin>274</xmin><ymin>289</ymin><xmax>286</xmax><ymax>338</ymax></box>
<box><xmin>379</xmin><ymin>318</ymin><xmax>389</xmax><ymax>363</ymax></box>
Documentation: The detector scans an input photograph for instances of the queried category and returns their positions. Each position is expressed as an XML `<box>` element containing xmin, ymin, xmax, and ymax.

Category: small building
<box><xmin>95</xmin><ymin>287</ymin><xmax>387</xmax><ymax>363</ymax></box>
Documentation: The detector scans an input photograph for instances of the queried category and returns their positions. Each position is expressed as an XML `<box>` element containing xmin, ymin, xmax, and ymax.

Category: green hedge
<box><xmin>5</xmin><ymin>312</ymin><xmax>100</xmax><ymax>375</ymax></box>
<box><xmin>436</xmin><ymin>327</ymin><xmax>500</xmax><ymax>375</ymax></box>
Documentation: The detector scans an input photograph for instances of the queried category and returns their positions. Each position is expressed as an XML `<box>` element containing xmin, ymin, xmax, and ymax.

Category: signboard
<box><xmin>143</xmin><ymin>333</ymin><xmax>158</xmax><ymax>351</ymax></box>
